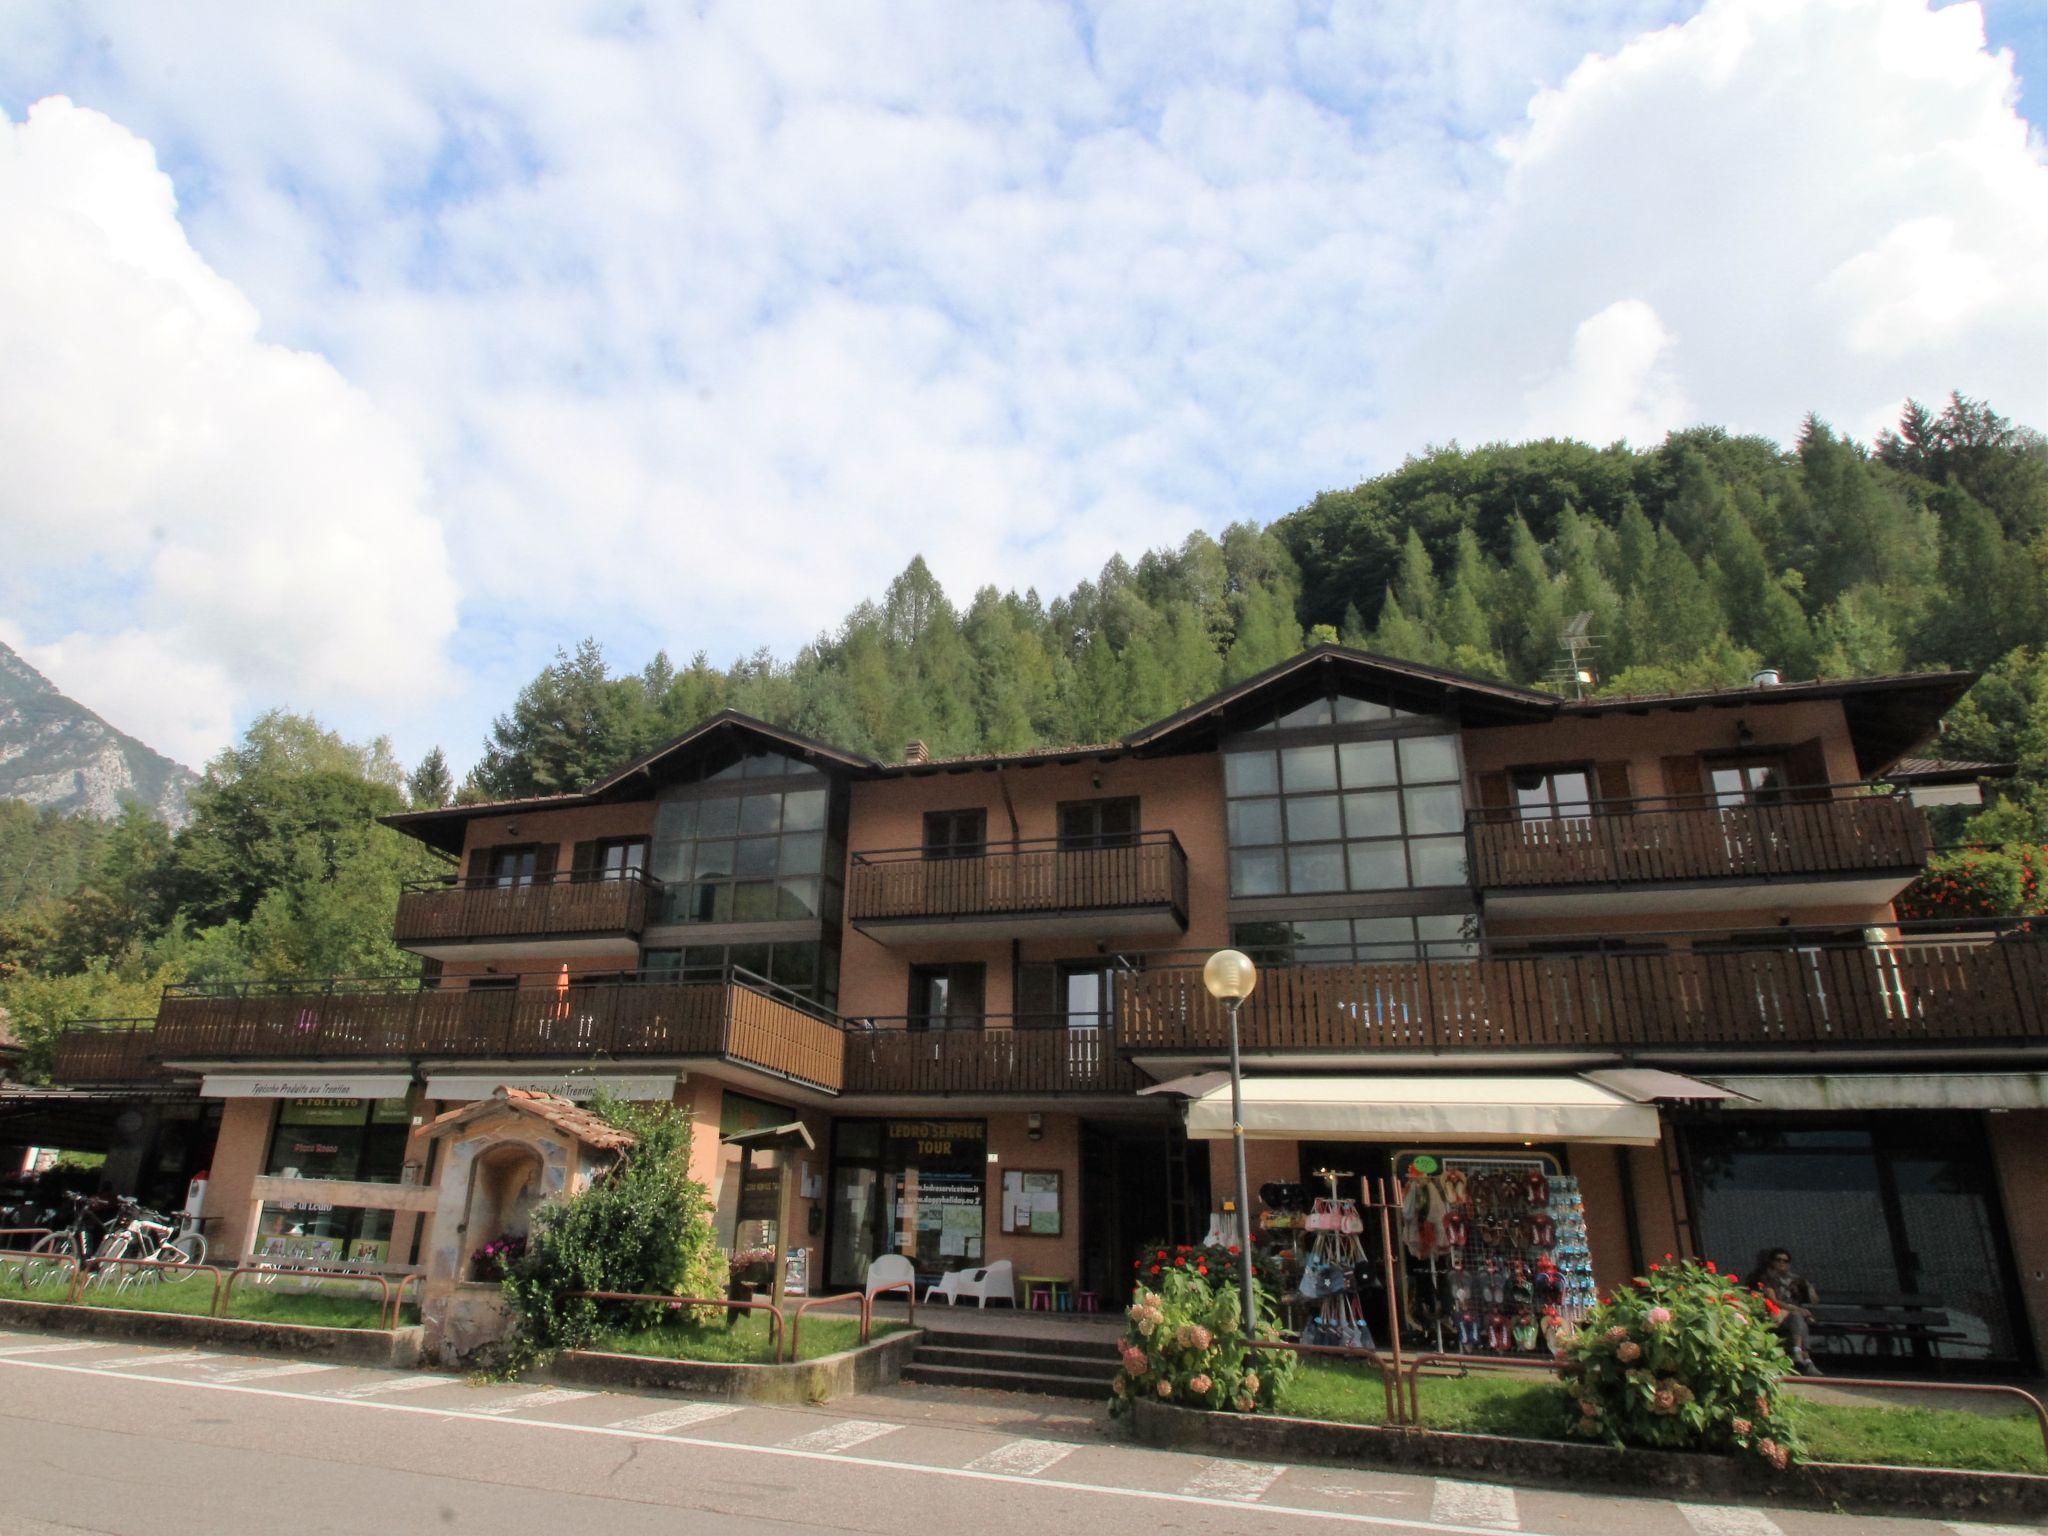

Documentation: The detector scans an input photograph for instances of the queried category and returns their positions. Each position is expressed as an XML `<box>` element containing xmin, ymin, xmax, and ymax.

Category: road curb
<box><xmin>1128</xmin><ymin>1399</ymin><xmax>2048</xmax><ymax>1522</ymax></box>
<box><xmin>0</xmin><ymin>1296</ymin><xmax>423</xmax><ymax>1367</ymax></box>
<box><xmin>541</xmin><ymin>1327</ymin><xmax>922</xmax><ymax>1404</ymax></box>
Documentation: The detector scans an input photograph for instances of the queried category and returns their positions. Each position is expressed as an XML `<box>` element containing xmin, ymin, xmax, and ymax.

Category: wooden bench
<box><xmin>1808</xmin><ymin>1291</ymin><xmax>1967</xmax><ymax>1369</ymax></box>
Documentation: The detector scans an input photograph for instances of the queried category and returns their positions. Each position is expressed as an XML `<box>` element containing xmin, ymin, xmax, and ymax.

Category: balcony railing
<box><xmin>840</xmin><ymin>1016</ymin><xmax>1143</xmax><ymax>1095</ymax></box>
<box><xmin>1467</xmin><ymin>790</ymin><xmax>1929</xmax><ymax>891</ymax></box>
<box><xmin>393</xmin><ymin>869</ymin><xmax>659</xmax><ymax>948</ymax></box>
<box><xmin>847</xmin><ymin>831</ymin><xmax>1189</xmax><ymax>929</ymax></box>
<box><xmin>150</xmin><ymin>970</ymin><xmax>843</xmax><ymax>1092</ymax></box>
<box><xmin>1116</xmin><ymin>927</ymin><xmax>2045</xmax><ymax>1056</ymax></box>
<box><xmin>49</xmin><ymin>1019</ymin><xmax>160</xmax><ymax>1082</ymax></box>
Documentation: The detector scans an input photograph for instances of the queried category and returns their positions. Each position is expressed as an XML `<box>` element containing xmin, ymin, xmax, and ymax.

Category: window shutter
<box><xmin>1015</xmin><ymin>962</ymin><xmax>1060</xmax><ymax>1028</ymax></box>
<box><xmin>1660</xmin><ymin>754</ymin><xmax>1705</xmax><ymax>807</ymax></box>
<box><xmin>570</xmin><ymin>840</ymin><xmax>598</xmax><ymax>880</ymax></box>
<box><xmin>1474</xmin><ymin>771</ymin><xmax>1511</xmax><ymax>821</ymax></box>
<box><xmin>464</xmin><ymin>845</ymin><xmax>491</xmax><ymax>881</ymax></box>
<box><xmin>1594</xmin><ymin>761</ymin><xmax>1633</xmax><ymax>811</ymax></box>
<box><xmin>1786</xmin><ymin>738</ymin><xmax>1831</xmax><ymax>801</ymax></box>
<box><xmin>533</xmin><ymin>842</ymin><xmax>558</xmax><ymax>880</ymax></box>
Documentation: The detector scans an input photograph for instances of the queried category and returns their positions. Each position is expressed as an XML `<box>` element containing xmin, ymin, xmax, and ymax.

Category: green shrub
<box><xmin>1110</xmin><ymin>1268</ymin><xmax>1295</xmax><ymax>1417</ymax></box>
<box><xmin>1563</xmin><ymin>1258</ymin><xmax>1799</xmax><ymax>1468</ymax></box>
<box><xmin>500</xmin><ymin>1094</ymin><xmax>729</xmax><ymax>1370</ymax></box>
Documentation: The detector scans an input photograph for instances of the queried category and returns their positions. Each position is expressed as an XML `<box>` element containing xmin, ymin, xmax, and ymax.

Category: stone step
<box><xmin>908</xmin><ymin>1328</ymin><xmax>1122</xmax><ymax>1361</ymax></box>
<box><xmin>900</xmin><ymin>1361</ymin><xmax>1112</xmax><ymax>1400</ymax></box>
<box><xmin>912</xmin><ymin>1344</ymin><xmax>1120</xmax><ymax>1382</ymax></box>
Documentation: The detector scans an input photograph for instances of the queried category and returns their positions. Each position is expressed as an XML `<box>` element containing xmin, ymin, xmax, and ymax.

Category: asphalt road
<box><xmin>0</xmin><ymin>1328</ymin><xmax>2025</xmax><ymax>1535</ymax></box>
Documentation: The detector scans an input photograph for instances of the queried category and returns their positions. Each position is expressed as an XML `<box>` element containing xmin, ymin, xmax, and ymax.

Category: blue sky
<box><xmin>0</xmin><ymin>1</ymin><xmax>2042</xmax><ymax>776</ymax></box>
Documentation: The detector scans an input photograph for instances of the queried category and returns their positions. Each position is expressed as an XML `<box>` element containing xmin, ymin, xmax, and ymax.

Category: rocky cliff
<box><xmin>0</xmin><ymin>643</ymin><xmax>196</xmax><ymax>826</ymax></box>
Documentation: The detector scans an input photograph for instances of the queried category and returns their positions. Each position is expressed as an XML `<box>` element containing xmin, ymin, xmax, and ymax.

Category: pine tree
<box><xmin>406</xmin><ymin>748</ymin><xmax>454</xmax><ymax>810</ymax></box>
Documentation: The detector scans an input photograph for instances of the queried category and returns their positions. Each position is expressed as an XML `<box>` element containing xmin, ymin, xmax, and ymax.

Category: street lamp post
<box><xmin>1202</xmin><ymin>948</ymin><xmax>1259</xmax><ymax>1337</ymax></box>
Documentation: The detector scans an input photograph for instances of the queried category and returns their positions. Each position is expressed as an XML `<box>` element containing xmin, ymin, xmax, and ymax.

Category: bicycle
<box><xmin>16</xmin><ymin>1192</ymin><xmax>111</xmax><ymax>1291</ymax></box>
<box><xmin>100</xmin><ymin>1199</ymin><xmax>208</xmax><ymax>1290</ymax></box>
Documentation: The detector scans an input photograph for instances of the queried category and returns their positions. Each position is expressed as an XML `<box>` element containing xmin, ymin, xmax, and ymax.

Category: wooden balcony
<box><xmin>1468</xmin><ymin>793</ymin><xmax>1929</xmax><ymax>915</ymax></box>
<box><xmin>151</xmin><ymin>974</ymin><xmax>844</xmax><ymax>1093</ymax></box>
<box><xmin>49</xmin><ymin>1019</ymin><xmax>161</xmax><ymax>1083</ymax></box>
<box><xmin>392</xmin><ymin>871</ymin><xmax>656</xmax><ymax>960</ymax></box>
<box><xmin>841</xmin><ymin>1016</ymin><xmax>1144</xmax><ymax>1095</ymax></box>
<box><xmin>847</xmin><ymin>831</ymin><xmax>1190</xmax><ymax>943</ymax></box>
<box><xmin>1115</xmin><ymin>930</ymin><xmax>2046</xmax><ymax>1058</ymax></box>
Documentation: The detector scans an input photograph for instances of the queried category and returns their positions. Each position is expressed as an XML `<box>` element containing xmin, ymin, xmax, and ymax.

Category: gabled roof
<box><xmin>1565</xmin><ymin>670</ymin><xmax>1978</xmax><ymax>776</ymax></box>
<box><xmin>383</xmin><ymin>712</ymin><xmax>880</xmax><ymax>853</ymax></box>
<box><xmin>424</xmin><ymin>1086</ymin><xmax>636</xmax><ymax>1151</ymax></box>
<box><xmin>1124</xmin><ymin>644</ymin><xmax>1560</xmax><ymax>752</ymax></box>
<box><xmin>1885</xmin><ymin>756</ymin><xmax>2017</xmax><ymax>786</ymax></box>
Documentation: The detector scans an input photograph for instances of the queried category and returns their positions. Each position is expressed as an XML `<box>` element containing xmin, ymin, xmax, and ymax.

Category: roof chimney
<box><xmin>905</xmin><ymin>740</ymin><xmax>930</xmax><ymax>765</ymax></box>
<box><xmin>1751</xmin><ymin>668</ymin><xmax>1782</xmax><ymax>689</ymax></box>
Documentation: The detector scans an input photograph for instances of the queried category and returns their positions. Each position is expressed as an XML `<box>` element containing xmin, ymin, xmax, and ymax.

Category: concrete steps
<box><xmin>902</xmin><ymin>1327</ymin><xmax>1121</xmax><ymax>1400</ymax></box>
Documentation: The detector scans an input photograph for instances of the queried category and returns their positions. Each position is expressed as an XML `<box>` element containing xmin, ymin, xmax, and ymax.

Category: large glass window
<box><xmin>1232</xmin><ymin>914</ymin><xmax>1479</xmax><ymax>964</ymax></box>
<box><xmin>263</xmin><ymin>1098</ymin><xmax>413</xmax><ymax>1184</ymax></box>
<box><xmin>1225</xmin><ymin>719</ymin><xmax>1468</xmax><ymax>895</ymax></box>
<box><xmin>252</xmin><ymin>1204</ymin><xmax>396</xmax><ymax>1265</ymax></box>
<box><xmin>649</xmin><ymin>755</ymin><xmax>839</xmax><ymax>925</ymax></box>
<box><xmin>1512</xmin><ymin>765</ymin><xmax>1594</xmax><ymax>820</ymax></box>
<box><xmin>826</xmin><ymin>1118</ymin><xmax>987</xmax><ymax>1290</ymax></box>
<box><xmin>642</xmin><ymin>942</ymin><xmax>839</xmax><ymax>1007</ymax></box>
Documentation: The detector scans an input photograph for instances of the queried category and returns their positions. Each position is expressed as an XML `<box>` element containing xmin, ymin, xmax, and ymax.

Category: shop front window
<box><xmin>252</xmin><ymin>1203</ymin><xmax>396</xmax><ymax>1265</ymax></box>
<box><xmin>1684</xmin><ymin>1113</ymin><xmax>2027</xmax><ymax>1370</ymax></box>
<box><xmin>263</xmin><ymin>1098</ymin><xmax>412</xmax><ymax>1184</ymax></box>
<box><xmin>827</xmin><ymin>1118</ymin><xmax>986</xmax><ymax>1290</ymax></box>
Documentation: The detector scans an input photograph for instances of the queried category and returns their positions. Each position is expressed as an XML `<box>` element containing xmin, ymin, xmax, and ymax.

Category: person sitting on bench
<box><xmin>1745</xmin><ymin>1247</ymin><xmax>1821</xmax><ymax>1375</ymax></box>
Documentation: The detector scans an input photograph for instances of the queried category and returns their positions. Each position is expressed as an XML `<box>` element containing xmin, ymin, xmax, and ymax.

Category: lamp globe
<box><xmin>1202</xmin><ymin>948</ymin><xmax>1258</xmax><ymax>1001</ymax></box>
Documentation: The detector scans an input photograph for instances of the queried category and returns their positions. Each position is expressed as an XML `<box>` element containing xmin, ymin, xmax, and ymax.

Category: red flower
<box><xmin>1705</xmin><ymin>1261</ymin><xmax>1716</xmax><ymax>1273</ymax></box>
<box><xmin>1149</xmin><ymin>1265</ymin><xmax>1161</xmax><ymax>1276</ymax></box>
<box><xmin>1197</xmin><ymin>1265</ymin><xmax>1208</xmax><ymax>1275</ymax></box>
<box><xmin>1227</xmin><ymin>1245</ymin><xmax>1240</xmax><ymax>1256</ymax></box>
<box><xmin>1763</xmin><ymin>1297</ymin><xmax>1783</xmax><ymax>1317</ymax></box>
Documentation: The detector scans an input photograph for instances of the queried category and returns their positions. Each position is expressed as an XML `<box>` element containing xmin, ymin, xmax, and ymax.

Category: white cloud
<box><xmin>1522</xmin><ymin>298</ymin><xmax>1691</xmax><ymax>445</ymax></box>
<box><xmin>0</xmin><ymin>2</ymin><xmax>2041</xmax><ymax>770</ymax></box>
<box><xmin>0</xmin><ymin>97</ymin><xmax>458</xmax><ymax>764</ymax></box>
<box><xmin>1385</xmin><ymin>0</ymin><xmax>2048</xmax><ymax>452</ymax></box>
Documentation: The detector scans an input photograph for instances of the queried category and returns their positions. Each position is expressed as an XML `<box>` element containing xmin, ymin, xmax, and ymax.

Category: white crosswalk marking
<box><xmin>90</xmin><ymin>1350</ymin><xmax>214</xmax><ymax>1370</ymax></box>
<box><xmin>963</xmin><ymin>1439</ymin><xmax>1076</xmax><ymax>1476</ymax></box>
<box><xmin>0</xmin><ymin>1340</ymin><xmax>100</xmax><ymax>1357</ymax></box>
<box><xmin>469</xmin><ymin>1388</ymin><xmax>593</xmax><ymax>1417</ymax></box>
<box><xmin>1678</xmin><ymin>1506</ymin><xmax>1784</xmax><ymax>1536</ymax></box>
<box><xmin>1430</xmin><ymin>1479</ymin><xmax>1518</xmax><ymax>1530</ymax></box>
<box><xmin>608</xmin><ymin>1402</ymin><xmax>740</xmax><ymax>1433</ymax></box>
<box><xmin>329</xmin><ymin>1375</ymin><xmax>457</xmax><ymax>1399</ymax></box>
<box><xmin>1180</xmin><ymin>1458</ymin><xmax>1282</xmax><ymax>1502</ymax></box>
<box><xmin>780</xmin><ymin>1419</ymin><xmax>901</xmax><ymax>1453</ymax></box>
<box><xmin>205</xmin><ymin>1361</ymin><xmax>338</xmax><ymax>1384</ymax></box>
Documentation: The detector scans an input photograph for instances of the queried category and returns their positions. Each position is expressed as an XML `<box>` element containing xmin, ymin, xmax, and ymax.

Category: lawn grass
<box><xmin>1274</xmin><ymin>1359</ymin><xmax>2048</xmax><ymax>1475</ymax></box>
<box><xmin>589</xmin><ymin>1308</ymin><xmax>906</xmax><ymax>1364</ymax></box>
<box><xmin>0</xmin><ymin>1260</ymin><xmax>411</xmax><ymax>1329</ymax></box>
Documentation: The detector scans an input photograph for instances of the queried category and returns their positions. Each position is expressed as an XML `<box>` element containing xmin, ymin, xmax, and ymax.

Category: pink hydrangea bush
<box><xmin>1563</xmin><ymin>1258</ymin><xmax>1800</xmax><ymax>1467</ymax></box>
<box><xmin>1109</xmin><ymin>1268</ymin><xmax>1293</xmax><ymax>1417</ymax></box>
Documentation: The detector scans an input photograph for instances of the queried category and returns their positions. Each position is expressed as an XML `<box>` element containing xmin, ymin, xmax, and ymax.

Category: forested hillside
<box><xmin>4</xmin><ymin>394</ymin><xmax>2043</xmax><ymax>1074</ymax></box>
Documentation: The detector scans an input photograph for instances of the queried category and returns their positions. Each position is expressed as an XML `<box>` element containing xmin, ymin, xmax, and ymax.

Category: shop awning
<box><xmin>1583</xmin><ymin>1068</ymin><xmax>1752</xmax><ymax>1103</ymax></box>
<box><xmin>722</xmin><ymin>1121</ymin><xmax>816</xmax><ymax>1151</ymax></box>
<box><xmin>1182</xmin><ymin>1075</ymin><xmax>1663</xmax><ymax>1146</ymax></box>
<box><xmin>1703</xmin><ymin>1073</ymin><xmax>2048</xmax><ymax>1112</ymax></box>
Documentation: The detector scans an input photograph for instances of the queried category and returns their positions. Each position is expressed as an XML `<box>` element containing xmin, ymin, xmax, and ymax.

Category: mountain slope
<box><xmin>0</xmin><ymin>643</ymin><xmax>197</xmax><ymax>826</ymax></box>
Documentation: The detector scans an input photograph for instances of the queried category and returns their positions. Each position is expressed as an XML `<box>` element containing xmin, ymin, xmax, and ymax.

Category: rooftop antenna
<box><xmin>1545</xmin><ymin>611</ymin><xmax>1600</xmax><ymax>699</ymax></box>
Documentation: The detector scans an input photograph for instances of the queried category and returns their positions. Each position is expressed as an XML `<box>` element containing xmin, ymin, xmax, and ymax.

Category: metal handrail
<box><xmin>388</xmin><ymin>1271</ymin><xmax>424</xmax><ymax>1328</ymax></box>
<box><xmin>565</xmin><ymin>1290</ymin><xmax>785</xmax><ymax>1364</ymax></box>
<box><xmin>218</xmin><ymin>1263</ymin><xmax>392</xmax><ymax>1320</ymax></box>
<box><xmin>1785</xmin><ymin>1373</ymin><xmax>2048</xmax><ymax>1460</ymax></box>
<box><xmin>850</xmin><ymin>829</ymin><xmax>1186</xmax><ymax>865</ymax></box>
<box><xmin>1466</xmin><ymin>781</ymin><xmax>1905</xmax><ymax>820</ymax></box>
<box><xmin>866</xmin><ymin>1279</ymin><xmax>916</xmax><ymax>1332</ymax></box>
<box><xmin>844</xmin><ymin>1012</ymin><xmax>1115</xmax><ymax>1034</ymax></box>
<box><xmin>402</xmin><ymin>867</ymin><xmax>663</xmax><ymax>894</ymax></box>
<box><xmin>786</xmin><ymin>1290</ymin><xmax>871</xmax><ymax>1363</ymax></box>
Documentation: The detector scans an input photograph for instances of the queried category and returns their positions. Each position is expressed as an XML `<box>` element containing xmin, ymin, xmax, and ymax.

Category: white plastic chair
<box><xmin>864</xmin><ymin>1253</ymin><xmax>916</xmax><ymax>1302</ymax></box>
<box><xmin>957</xmin><ymin>1259</ymin><xmax>1016</xmax><ymax>1308</ymax></box>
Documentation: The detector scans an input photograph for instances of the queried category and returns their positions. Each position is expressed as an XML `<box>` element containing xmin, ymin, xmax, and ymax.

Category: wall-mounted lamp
<box><xmin>1091</xmin><ymin>771</ymin><xmax>1104</xmax><ymax>789</ymax></box>
<box><xmin>505</xmin><ymin>821</ymin><xmax>519</xmax><ymax>835</ymax></box>
<box><xmin>1026</xmin><ymin>1112</ymin><xmax>1044</xmax><ymax>1142</ymax></box>
<box><xmin>1736</xmin><ymin>720</ymin><xmax>1755</xmax><ymax>748</ymax></box>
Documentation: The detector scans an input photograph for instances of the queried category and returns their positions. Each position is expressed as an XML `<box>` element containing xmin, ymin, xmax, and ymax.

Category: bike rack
<box><xmin>786</xmin><ymin>1291</ymin><xmax>869</xmax><ymax>1364</ymax></box>
<box><xmin>387</xmin><ymin>1271</ymin><xmax>424</xmax><ymax>1329</ymax></box>
<box><xmin>218</xmin><ymin>1264</ymin><xmax>394</xmax><ymax>1321</ymax></box>
<box><xmin>565</xmin><ymin>1290</ymin><xmax>785</xmax><ymax>1364</ymax></box>
<box><xmin>65</xmin><ymin>1255</ymin><xmax>227</xmax><ymax>1312</ymax></box>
